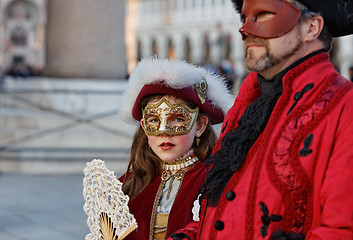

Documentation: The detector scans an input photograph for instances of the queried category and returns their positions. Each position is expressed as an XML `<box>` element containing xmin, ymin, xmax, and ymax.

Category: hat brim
<box><xmin>132</xmin><ymin>84</ymin><xmax>225</xmax><ymax>124</ymax></box>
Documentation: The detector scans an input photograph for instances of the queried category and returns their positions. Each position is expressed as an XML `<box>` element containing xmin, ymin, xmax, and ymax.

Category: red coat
<box><xmin>169</xmin><ymin>52</ymin><xmax>353</xmax><ymax>239</ymax></box>
<box><xmin>123</xmin><ymin>162</ymin><xmax>206</xmax><ymax>239</ymax></box>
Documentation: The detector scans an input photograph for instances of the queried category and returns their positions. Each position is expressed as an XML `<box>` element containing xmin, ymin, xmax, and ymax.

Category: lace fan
<box><xmin>83</xmin><ymin>159</ymin><xmax>137</xmax><ymax>240</ymax></box>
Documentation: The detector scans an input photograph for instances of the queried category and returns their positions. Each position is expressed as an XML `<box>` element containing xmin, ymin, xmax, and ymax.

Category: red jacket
<box><xmin>169</xmin><ymin>52</ymin><xmax>353</xmax><ymax>239</ymax></box>
<box><xmin>123</xmin><ymin>162</ymin><xmax>206</xmax><ymax>240</ymax></box>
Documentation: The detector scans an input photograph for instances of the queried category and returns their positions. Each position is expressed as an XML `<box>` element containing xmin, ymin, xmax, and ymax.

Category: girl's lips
<box><xmin>160</xmin><ymin>142</ymin><xmax>174</xmax><ymax>150</ymax></box>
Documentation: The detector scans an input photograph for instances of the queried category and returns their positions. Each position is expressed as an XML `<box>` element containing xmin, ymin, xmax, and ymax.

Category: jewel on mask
<box><xmin>194</xmin><ymin>78</ymin><xmax>208</xmax><ymax>104</ymax></box>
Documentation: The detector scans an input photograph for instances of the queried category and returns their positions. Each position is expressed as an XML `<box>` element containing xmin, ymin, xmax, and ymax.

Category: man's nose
<box><xmin>239</xmin><ymin>28</ymin><xmax>249</xmax><ymax>41</ymax></box>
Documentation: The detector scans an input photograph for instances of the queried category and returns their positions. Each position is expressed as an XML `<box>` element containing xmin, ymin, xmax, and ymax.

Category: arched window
<box><xmin>6</xmin><ymin>0</ymin><xmax>37</xmax><ymax>21</ymax></box>
<box><xmin>11</xmin><ymin>27</ymin><xmax>27</xmax><ymax>46</ymax></box>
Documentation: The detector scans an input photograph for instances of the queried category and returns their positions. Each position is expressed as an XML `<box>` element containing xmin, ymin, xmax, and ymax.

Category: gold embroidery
<box><xmin>148</xmin><ymin>161</ymin><xmax>198</xmax><ymax>240</ymax></box>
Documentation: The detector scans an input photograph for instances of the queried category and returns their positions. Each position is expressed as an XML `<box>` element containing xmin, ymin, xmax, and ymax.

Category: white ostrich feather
<box><xmin>83</xmin><ymin>159</ymin><xmax>137</xmax><ymax>240</ymax></box>
<box><xmin>121</xmin><ymin>57</ymin><xmax>234</xmax><ymax>123</ymax></box>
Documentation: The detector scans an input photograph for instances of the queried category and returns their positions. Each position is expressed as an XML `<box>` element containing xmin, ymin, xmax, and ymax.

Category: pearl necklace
<box><xmin>163</xmin><ymin>150</ymin><xmax>199</xmax><ymax>171</ymax></box>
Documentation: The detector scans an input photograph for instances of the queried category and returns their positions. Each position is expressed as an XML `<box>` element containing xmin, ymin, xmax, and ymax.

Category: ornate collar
<box><xmin>163</xmin><ymin>150</ymin><xmax>199</xmax><ymax>171</ymax></box>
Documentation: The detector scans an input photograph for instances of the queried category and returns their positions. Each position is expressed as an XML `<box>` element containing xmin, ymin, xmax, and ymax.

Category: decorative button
<box><xmin>294</xmin><ymin>92</ymin><xmax>303</xmax><ymax>101</ymax></box>
<box><xmin>214</xmin><ymin>220</ymin><xmax>224</xmax><ymax>231</ymax></box>
<box><xmin>261</xmin><ymin>215</ymin><xmax>271</xmax><ymax>225</ymax></box>
<box><xmin>226</xmin><ymin>191</ymin><xmax>236</xmax><ymax>201</ymax></box>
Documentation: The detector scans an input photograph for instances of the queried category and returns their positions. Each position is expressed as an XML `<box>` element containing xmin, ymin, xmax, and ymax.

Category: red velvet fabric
<box><xmin>132</xmin><ymin>84</ymin><xmax>225</xmax><ymax>124</ymax></box>
<box><xmin>169</xmin><ymin>52</ymin><xmax>353</xmax><ymax>239</ymax></box>
<box><xmin>122</xmin><ymin>162</ymin><xmax>206</xmax><ymax>239</ymax></box>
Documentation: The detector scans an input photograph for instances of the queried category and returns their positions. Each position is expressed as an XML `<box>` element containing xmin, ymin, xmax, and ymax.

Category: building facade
<box><xmin>0</xmin><ymin>0</ymin><xmax>47</xmax><ymax>76</ymax></box>
<box><xmin>128</xmin><ymin>0</ymin><xmax>353</xmax><ymax>79</ymax></box>
<box><xmin>1</xmin><ymin>0</ymin><xmax>127</xmax><ymax>79</ymax></box>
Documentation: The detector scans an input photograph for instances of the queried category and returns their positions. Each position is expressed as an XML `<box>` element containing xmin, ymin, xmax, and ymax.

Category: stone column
<box><xmin>45</xmin><ymin>0</ymin><xmax>126</xmax><ymax>79</ymax></box>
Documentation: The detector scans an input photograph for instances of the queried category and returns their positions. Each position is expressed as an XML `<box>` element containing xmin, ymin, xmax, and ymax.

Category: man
<box><xmin>169</xmin><ymin>0</ymin><xmax>353</xmax><ymax>239</ymax></box>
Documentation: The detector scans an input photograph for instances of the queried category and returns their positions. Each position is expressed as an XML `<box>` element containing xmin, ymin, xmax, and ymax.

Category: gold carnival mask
<box><xmin>142</xmin><ymin>98</ymin><xmax>199</xmax><ymax>136</ymax></box>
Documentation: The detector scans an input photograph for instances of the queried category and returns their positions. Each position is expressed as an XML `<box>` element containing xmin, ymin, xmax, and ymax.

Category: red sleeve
<box><xmin>166</xmin><ymin>221</ymin><xmax>199</xmax><ymax>240</ymax></box>
<box><xmin>306</xmin><ymin>90</ymin><xmax>353</xmax><ymax>239</ymax></box>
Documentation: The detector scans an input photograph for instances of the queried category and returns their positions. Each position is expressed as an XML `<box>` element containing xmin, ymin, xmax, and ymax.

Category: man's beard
<box><xmin>244</xmin><ymin>35</ymin><xmax>303</xmax><ymax>73</ymax></box>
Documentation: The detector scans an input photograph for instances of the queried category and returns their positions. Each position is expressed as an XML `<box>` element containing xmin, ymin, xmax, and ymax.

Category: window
<box><xmin>11</xmin><ymin>27</ymin><xmax>27</xmax><ymax>46</ymax></box>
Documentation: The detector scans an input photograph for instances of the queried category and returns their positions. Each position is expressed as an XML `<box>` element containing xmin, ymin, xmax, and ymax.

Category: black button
<box><xmin>214</xmin><ymin>220</ymin><xmax>224</xmax><ymax>231</ymax></box>
<box><xmin>261</xmin><ymin>215</ymin><xmax>271</xmax><ymax>225</ymax></box>
<box><xmin>226</xmin><ymin>191</ymin><xmax>236</xmax><ymax>201</ymax></box>
<box><xmin>294</xmin><ymin>92</ymin><xmax>303</xmax><ymax>101</ymax></box>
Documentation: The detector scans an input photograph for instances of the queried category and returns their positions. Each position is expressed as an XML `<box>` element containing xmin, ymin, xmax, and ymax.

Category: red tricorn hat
<box><xmin>121</xmin><ymin>58</ymin><xmax>235</xmax><ymax>124</ymax></box>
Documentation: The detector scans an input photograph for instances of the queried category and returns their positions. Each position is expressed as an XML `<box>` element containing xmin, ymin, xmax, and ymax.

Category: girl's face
<box><xmin>141</xmin><ymin>95</ymin><xmax>207</xmax><ymax>163</ymax></box>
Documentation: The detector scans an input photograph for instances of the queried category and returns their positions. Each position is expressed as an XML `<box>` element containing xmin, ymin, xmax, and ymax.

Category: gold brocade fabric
<box><xmin>153</xmin><ymin>213</ymin><xmax>169</xmax><ymax>240</ymax></box>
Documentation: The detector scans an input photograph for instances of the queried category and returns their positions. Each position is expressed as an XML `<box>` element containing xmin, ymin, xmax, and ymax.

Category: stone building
<box><xmin>0</xmin><ymin>0</ymin><xmax>46</xmax><ymax>76</ymax></box>
<box><xmin>0</xmin><ymin>0</ymin><xmax>129</xmax><ymax>174</ymax></box>
<box><xmin>0</xmin><ymin>0</ymin><xmax>127</xmax><ymax>79</ymax></box>
<box><xmin>126</xmin><ymin>0</ymin><xmax>353</xmax><ymax>79</ymax></box>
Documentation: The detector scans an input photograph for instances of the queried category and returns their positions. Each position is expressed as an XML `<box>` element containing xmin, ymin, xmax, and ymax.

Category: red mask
<box><xmin>239</xmin><ymin>0</ymin><xmax>301</xmax><ymax>40</ymax></box>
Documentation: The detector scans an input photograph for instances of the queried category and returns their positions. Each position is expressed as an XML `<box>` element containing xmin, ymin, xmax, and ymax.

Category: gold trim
<box><xmin>149</xmin><ymin>178</ymin><xmax>166</xmax><ymax>240</ymax></box>
<box><xmin>164</xmin><ymin>154</ymin><xmax>195</xmax><ymax>165</ymax></box>
<box><xmin>148</xmin><ymin>160</ymin><xmax>199</xmax><ymax>240</ymax></box>
<box><xmin>142</xmin><ymin>98</ymin><xmax>199</xmax><ymax>136</ymax></box>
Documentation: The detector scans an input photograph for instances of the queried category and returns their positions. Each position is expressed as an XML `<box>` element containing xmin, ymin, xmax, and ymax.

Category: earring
<box><xmin>196</xmin><ymin>134</ymin><xmax>201</xmax><ymax>146</ymax></box>
<box><xmin>148</xmin><ymin>141</ymin><xmax>151</xmax><ymax>149</ymax></box>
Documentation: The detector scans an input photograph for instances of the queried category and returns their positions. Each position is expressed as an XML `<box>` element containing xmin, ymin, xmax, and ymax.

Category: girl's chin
<box><xmin>161</xmin><ymin>158</ymin><xmax>176</xmax><ymax>163</ymax></box>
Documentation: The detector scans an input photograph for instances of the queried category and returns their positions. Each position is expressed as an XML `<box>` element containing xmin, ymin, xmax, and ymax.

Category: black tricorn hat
<box><xmin>231</xmin><ymin>0</ymin><xmax>353</xmax><ymax>37</ymax></box>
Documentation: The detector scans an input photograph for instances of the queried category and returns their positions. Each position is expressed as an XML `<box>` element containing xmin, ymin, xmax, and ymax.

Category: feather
<box><xmin>121</xmin><ymin>57</ymin><xmax>234</xmax><ymax>123</ymax></box>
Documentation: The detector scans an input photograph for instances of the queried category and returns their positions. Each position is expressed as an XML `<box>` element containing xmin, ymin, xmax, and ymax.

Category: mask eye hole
<box><xmin>168</xmin><ymin>114</ymin><xmax>187</xmax><ymax>126</ymax></box>
<box><xmin>146</xmin><ymin>116</ymin><xmax>159</xmax><ymax>126</ymax></box>
<box><xmin>254</xmin><ymin>11</ymin><xmax>276</xmax><ymax>22</ymax></box>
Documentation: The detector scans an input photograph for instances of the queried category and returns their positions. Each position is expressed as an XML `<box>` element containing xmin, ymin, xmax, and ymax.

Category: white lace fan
<box><xmin>83</xmin><ymin>159</ymin><xmax>137</xmax><ymax>240</ymax></box>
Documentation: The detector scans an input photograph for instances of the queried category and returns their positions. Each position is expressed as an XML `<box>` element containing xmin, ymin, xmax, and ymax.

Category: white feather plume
<box><xmin>120</xmin><ymin>57</ymin><xmax>235</xmax><ymax>123</ymax></box>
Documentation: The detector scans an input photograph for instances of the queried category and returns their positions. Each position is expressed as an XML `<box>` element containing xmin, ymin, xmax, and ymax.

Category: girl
<box><xmin>120</xmin><ymin>58</ymin><xmax>234</xmax><ymax>240</ymax></box>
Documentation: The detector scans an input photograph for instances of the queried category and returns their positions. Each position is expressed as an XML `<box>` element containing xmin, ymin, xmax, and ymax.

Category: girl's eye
<box><xmin>174</xmin><ymin>117</ymin><xmax>185</xmax><ymax>122</ymax></box>
<box><xmin>147</xmin><ymin>117</ymin><xmax>159</xmax><ymax>124</ymax></box>
<box><xmin>171</xmin><ymin>115</ymin><xmax>186</xmax><ymax>122</ymax></box>
<box><xmin>168</xmin><ymin>115</ymin><xmax>187</xmax><ymax>126</ymax></box>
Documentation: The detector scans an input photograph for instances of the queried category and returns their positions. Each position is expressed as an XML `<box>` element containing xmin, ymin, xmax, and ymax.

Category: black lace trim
<box><xmin>205</xmin><ymin>94</ymin><xmax>278</xmax><ymax>206</ymax></box>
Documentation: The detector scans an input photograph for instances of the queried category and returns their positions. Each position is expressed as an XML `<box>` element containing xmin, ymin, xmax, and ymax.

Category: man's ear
<box><xmin>304</xmin><ymin>15</ymin><xmax>324</xmax><ymax>42</ymax></box>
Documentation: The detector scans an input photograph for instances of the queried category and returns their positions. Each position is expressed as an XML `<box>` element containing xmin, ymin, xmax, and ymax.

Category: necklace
<box><xmin>161</xmin><ymin>150</ymin><xmax>199</xmax><ymax>200</ymax></box>
<box><xmin>163</xmin><ymin>150</ymin><xmax>199</xmax><ymax>171</ymax></box>
<box><xmin>149</xmin><ymin>151</ymin><xmax>199</xmax><ymax>240</ymax></box>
